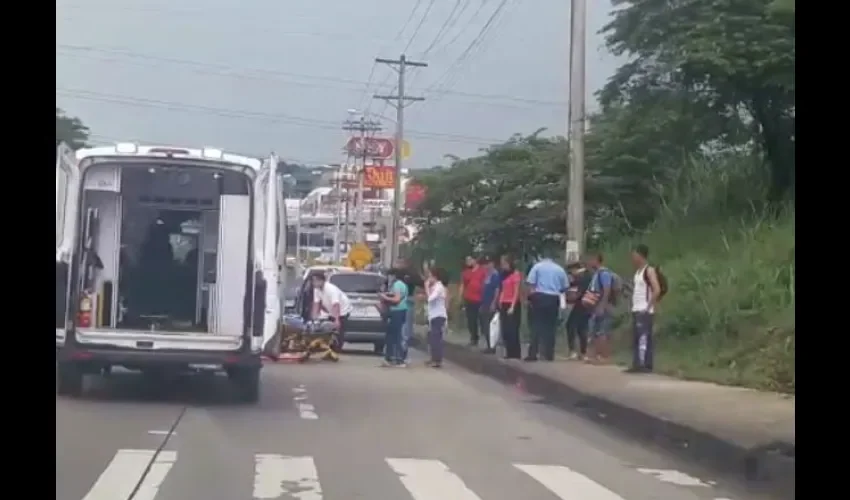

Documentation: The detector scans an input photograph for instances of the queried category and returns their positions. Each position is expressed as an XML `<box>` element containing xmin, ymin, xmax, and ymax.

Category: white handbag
<box><xmin>489</xmin><ymin>313</ymin><xmax>501</xmax><ymax>348</ymax></box>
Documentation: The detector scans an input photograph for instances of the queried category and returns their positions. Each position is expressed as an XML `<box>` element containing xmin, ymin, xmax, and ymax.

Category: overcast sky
<box><xmin>56</xmin><ymin>0</ymin><xmax>620</xmax><ymax>168</ymax></box>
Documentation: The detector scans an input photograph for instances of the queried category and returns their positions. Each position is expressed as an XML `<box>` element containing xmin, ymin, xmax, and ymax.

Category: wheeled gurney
<box><xmin>276</xmin><ymin>316</ymin><xmax>341</xmax><ymax>363</ymax></box>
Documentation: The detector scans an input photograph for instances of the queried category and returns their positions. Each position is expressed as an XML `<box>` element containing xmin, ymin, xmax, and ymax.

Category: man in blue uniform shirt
<box><xmin>525</xmin><ymin>255</ymin><xmax>569</xmax><ymax>361</ymax></box>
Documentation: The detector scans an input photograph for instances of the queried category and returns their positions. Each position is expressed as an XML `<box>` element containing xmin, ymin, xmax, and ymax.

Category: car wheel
<box><xmin>57</xmin><ymin>362</ymin><xmax>84</xmax><ymax>397</ymax></box>
<box><xmin>373</xmin><ymin>342</ymin><xmax>385</xmax><ymax>355</ymax></box>
<box><xmin>232</xmin><ymin>368</ymin><xmax>261</xmax><ymax>404</ymax></box>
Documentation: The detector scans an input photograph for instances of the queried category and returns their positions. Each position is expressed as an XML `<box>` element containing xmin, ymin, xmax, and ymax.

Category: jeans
<box><xmin>589</xmin><ymin>312</ymin><xmax>612</xmax><ymax>339</ymax></box>
<box><xmin>428</xmin><ymin>317</ymin><xmax>447</xmax><ymax>363</ymax></box>
<box><xmin>400</xmin><ymin>302</ymin><xmax>415</xmax><ymax>362</ymax></box>
<box><xmin>631</xmin><ymin>311</ymin><xmax>654</xmax><ymax>370</ymax></box>
<box><xmin>384</xmin><ymin>309</ymin><xmax>407</xmax><ymax>364</ymax></box>
<box><xmin>478</xmin><ymin>308</ymin><xmax>496</xmax><ymax>349</ymax></box>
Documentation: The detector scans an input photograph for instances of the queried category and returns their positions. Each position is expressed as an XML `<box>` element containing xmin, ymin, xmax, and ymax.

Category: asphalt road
<box><xmin>57</xmin><ymin>346</ymin><xmax>770</xmax><ymax>500</ymax></box>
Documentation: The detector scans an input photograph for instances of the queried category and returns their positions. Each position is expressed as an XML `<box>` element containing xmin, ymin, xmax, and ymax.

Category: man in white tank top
<box><xmin>629</xmin><ymin>244</ymin><xmax>661</xmax><ymax>373</ymax></box>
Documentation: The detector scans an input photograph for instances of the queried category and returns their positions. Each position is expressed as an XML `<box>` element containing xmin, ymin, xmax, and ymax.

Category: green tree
<box><xmin>410</xmin><ymin>132</ymin><xmax>569</xmax><ymax>264</ymax></box>
<box><xmin>56</xmin><ymin>108</ymin><xmax>90</xmax><ymax>149</ymax></box>
<box><xmin>599</xmin><ymin>0</ymin><xmax>795</xmax><ymax>202</ymax></box>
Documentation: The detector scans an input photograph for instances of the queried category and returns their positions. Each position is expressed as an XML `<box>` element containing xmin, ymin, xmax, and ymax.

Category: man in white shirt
<box><xmin>629</xmin><ymin>244</ymin><xmax>661</xmax><ymax>373</ymax></box>
<box><xmin>311</xmin><ymin>272</ymin><xmax>353</xmax><ymax>352</ymax></box>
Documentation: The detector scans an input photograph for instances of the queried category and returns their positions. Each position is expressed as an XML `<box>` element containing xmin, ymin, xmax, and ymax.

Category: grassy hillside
<box><xmin>600</xmin><ymin>156</ymin><xmax>795</xmax><ymax>393</ymax></box>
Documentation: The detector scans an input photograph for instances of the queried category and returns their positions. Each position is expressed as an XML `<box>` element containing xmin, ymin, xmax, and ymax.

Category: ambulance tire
<box><xmin>57</xmin><ymin>362</ymin><xmax>84</xmax><ymax>397</ymax></box>
<box><xmin>232</xmin><ymin>367</ymin><xmax>261</xmax><ymax>404</ymax></box>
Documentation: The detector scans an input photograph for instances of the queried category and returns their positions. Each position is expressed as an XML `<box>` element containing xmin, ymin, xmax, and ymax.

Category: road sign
<box><xmin>344</xmin><ymin>137</ymin><xmax>394</xmax><ymax>160</ymax></box>
<box><xmin>363</xmin><ymin>166</ymin><xmax>395</xmax><ymax>189</ymax></box>
<box><xmin>401</xmin><ymin>140</ymin><xmax>411</xmax><ymax>159</ymax></box>
<box><xmin>345</xmin><ymin>242</ymin><xmax>373</xmax><ymax>270</ymax></box>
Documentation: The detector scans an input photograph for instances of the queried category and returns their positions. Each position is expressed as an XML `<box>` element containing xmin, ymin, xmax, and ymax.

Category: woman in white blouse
<box><xmin>424</xmin><ymin>266</ymin><xmax>449</xmax><ymax>368</ymax></box>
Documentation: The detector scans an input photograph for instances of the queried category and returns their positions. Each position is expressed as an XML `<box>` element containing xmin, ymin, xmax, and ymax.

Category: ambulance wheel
<box><xmin>232</xmin><ymin>368</ymin><xmax>261</xmax><ymax>403</ymax></box>
<box><xmin>57</xmin><ymin>362</ymin><xmax>84</xmax><ymax>397</ymax></box>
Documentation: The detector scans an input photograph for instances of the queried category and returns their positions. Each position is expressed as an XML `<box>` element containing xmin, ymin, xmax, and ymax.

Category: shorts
<box><xmin>589</xmin><ymin>313</ymin><xmax>612</xmax><ymax>339</ymax></box>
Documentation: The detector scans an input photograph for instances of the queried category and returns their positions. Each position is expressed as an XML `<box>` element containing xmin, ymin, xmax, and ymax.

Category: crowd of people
<box><xmin>454</xmin><ymin>244</ymin><xmax>664</xmax><ymax>373</ymax></box>
<box><xmin>307</xmin><ymin>244</ymin><xmax>664</xmax><ymax>373</ymax></box>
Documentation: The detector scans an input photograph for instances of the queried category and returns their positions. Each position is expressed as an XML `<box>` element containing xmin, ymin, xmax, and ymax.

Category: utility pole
<box><xmin>295</xmin><ymin>204</ymin><xmax>302</xmax><ymax>268</ymax></box>
<box><xmin>332</xmin><ymin>166</ymin><xmax>343</xmax><ymax>263</ymax></box>
<box><xmin>343</xmin><ymin>163</ymin><xmax>351</xmax><ymax>248</ymax></box>
<box><xmin>374</xmin><ymin>54</ymin><xmax>427</xmax><ymax>266</ymax></box>
<box><xmin>566</xmin><ymin>0</ymin><xmax>587</xmax><ymax>263</ymax></box>
<box><xmin>342</xmin><ymin>116</ymin><xmax>382</xmax><ymax>243</ymax></box>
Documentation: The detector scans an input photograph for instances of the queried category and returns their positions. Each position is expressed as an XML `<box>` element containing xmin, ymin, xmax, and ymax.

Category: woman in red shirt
<box><xmin>498</xmin><ymin>255</ymin><xmax>523</xmax><ymax>359</ymax></box>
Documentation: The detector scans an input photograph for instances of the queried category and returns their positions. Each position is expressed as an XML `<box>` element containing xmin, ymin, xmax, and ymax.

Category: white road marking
<box><xmin>636</xmin><ymin>468</ymin><xmax>711</xmax><ymax>487</ymax></box>
<box><xmin>147</xmin><ymin>430</ymin><xmax>173</xmax><ymax>436</ymax></box>
<box><xmin>253</xmin><ymin>454</ymin><xmax>322</xmax><ymax>500</ymax></box>
<box><xmin>292</xmin><ymin>387</ymin><xmax>318</xmax><ymax>419</ymax></box>
<box><xmin>386</xmin><ymin>458</ymin><xmax>482</xmax><ymax>500</ymax></box>
<box><xmin>515</xmin><ymin>464</ymin><xmax>625</xmax><ymax>500</ymax></box>
<box><xmin>82</xmin><ymin>449</ymin><xmax>176</xmax><ymax>500</ymax></box>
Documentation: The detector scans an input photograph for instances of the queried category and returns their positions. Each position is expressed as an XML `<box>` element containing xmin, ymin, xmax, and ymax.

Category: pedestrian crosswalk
<box><xmin>75</xmin><ymin>449</ymin><xmax>662</xmax><ymax>500</ymax></box>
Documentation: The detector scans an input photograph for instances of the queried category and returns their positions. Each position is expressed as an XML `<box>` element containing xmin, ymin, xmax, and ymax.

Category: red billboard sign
<box><xmin>405</xmin><ymin>182</ymin><xmax>426</xmax><ymax>210</ymax></box>
<box><xmin>363</xmin><ymin>166</ymin><xmax>395</xmax><ymax>189</ymax></box>
<box><xmin>344</xmin><ymin>137</ymin><xmax>395</xmax><ymax>160</ymax></box>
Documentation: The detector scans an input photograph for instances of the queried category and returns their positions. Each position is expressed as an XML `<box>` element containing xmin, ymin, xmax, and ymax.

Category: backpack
<box><xmin>643</xmin><ymin>265</ymin><xmax>669</xmax><ymax>300</ymax></box>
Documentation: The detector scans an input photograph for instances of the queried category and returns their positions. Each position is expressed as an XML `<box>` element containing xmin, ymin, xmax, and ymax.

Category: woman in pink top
<box><xmin>498</xmin><ymin>255</ymin><xmax>523</xmax><ymax>359</ymax></box>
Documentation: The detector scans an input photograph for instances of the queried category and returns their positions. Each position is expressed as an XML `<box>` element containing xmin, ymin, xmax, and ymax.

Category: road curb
<box><xmin>411</xmin><ymin>333</ymin><xmax>794</xmax><ymax>498</ymax></box>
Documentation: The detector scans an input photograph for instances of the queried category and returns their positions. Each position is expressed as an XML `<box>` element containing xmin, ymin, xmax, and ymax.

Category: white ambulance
<box><xmin>55</xmin><ymin>142</ymin><xmax>286</xmax><ymax>403</ymax></box>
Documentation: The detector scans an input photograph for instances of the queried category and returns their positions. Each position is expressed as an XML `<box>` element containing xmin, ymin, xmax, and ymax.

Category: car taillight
<box><xmin>78</xmin><ymin>292</ymin><xmax>92</xmax><ymax>328</ymax></box>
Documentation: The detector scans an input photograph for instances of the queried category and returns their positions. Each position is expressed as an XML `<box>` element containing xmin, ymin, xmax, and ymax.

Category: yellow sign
<box><xmin>345</xmin><ymin>242</ymin><xmax>373</xmax><ymax>271</ymax></box>
<box><xmin>401</xmin><ymin>140</ymin><xmax>411</xmax><ymax>159</ymax></box>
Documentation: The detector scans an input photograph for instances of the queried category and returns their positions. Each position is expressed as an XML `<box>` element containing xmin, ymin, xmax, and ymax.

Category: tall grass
<box><xmin>601</xmin><ymin>154</ymin><xmax>795</xmax><ymax>393</ymax></box>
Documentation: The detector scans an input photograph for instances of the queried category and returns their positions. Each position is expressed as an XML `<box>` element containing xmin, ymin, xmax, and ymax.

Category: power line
<box><xmin>361</xmin><ymin>0</ymin><xmax>425</xmax><ymax>114</ymax></box>
<box><xmin>403</xmin><ymin>0</ymin><xmax>437</xmax><ymax>54</ymax></box>
<box><xmin>432</xmin><ymin>1</ymin><xmax>517</xmax><ymax>100</ymax></box>
<box><xmin>426</xmin><ymin>0</ymin><xmax>511</xmax><ymax>96</ymax></box>
<box><xmin>393</xmin><ymin>0</ymin><xmax>426</xmax><ymax>42</ymax></box>
<box><xmin>56</xmin><ymin>44</ymin><xmax>566</xmax><ymax>108</ymax></box>
<box><xmin>56</xmin><ymin>88</ymin><xmax>504</xmax><ymax>145</ymax></box>
<box><xmin>421</xmin><ymin>0</ymin><xmax>464</xmax><ymax>56</ymax></box>
<box><xmin>358</xmin><ymin>0</ymin><xmax>426</xmax><ymax>112</ymax></box>
<box><xmin>427</xmin><ymin>0</ymin><xmax>491</xmax><ymax>61</ymax></box>
<box><xmin>368</xmin><ymin>0</ymin><xmax>436</xmax><ymax>116</ymax></box>
<box><xmin>405</xmin><ymin>0</ymin><xmax>465</xmax><ymax>90</ymax></box>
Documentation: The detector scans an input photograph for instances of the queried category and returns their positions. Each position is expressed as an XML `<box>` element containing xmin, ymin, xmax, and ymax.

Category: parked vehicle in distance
<box><xmin>294</xmin><ymin>271</ymin><xmax>386</xmax><ymax>353</ymax></box>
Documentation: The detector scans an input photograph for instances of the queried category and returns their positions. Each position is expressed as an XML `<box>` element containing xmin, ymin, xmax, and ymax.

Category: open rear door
<box><xmin>56</xmin><ymin>143</ymin><xmax>80</xmax><ymax>349</ymax></box>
